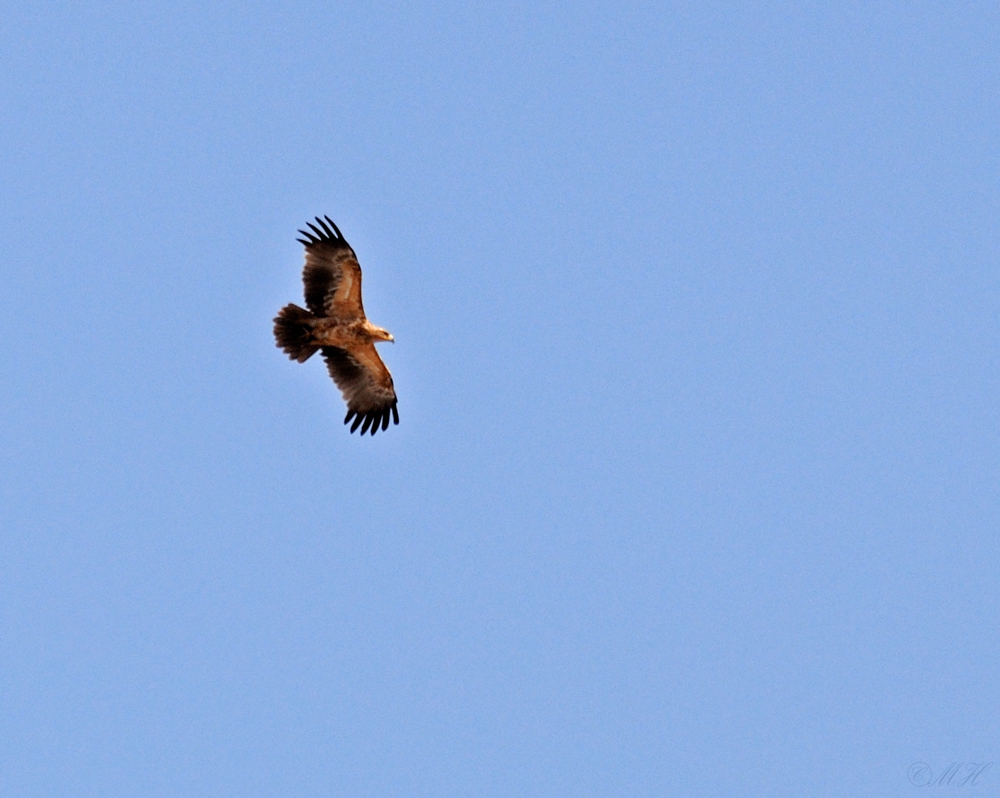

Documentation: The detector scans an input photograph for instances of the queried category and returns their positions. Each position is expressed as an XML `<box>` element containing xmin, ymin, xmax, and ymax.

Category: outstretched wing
<box><xmin>322</xmin><ymin>344</ymin><xmax>399</xmax><ymax>436</ymax></box>
<box><xmin>297</xmin><ymin>216</ymin><xmax>365</xmax><ymax>319</ymax></box>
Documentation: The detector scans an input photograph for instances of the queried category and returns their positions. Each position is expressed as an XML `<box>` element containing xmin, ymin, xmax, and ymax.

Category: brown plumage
<box><xmin>274</xmin><ymin>216</ymin><xmax>398</xmax><ymax>435</ymax></box>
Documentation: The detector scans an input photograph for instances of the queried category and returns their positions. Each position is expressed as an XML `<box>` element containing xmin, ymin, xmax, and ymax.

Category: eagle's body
<box><xmin>274</xmin><ymin>217</ymin><xmax>399</xmax><ymax>435</ymax></box>
<box><xmin>310</xmin><ymin>316</ymin><xmax>390</xmax><ymax>349</ymax></box>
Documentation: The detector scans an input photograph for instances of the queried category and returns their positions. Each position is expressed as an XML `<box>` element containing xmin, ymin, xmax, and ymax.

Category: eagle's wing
<box><xmin>297</xmin><ymin>216</ymin><xmax>365</xmax><ymax>319</ymax></box>
<box><xmin>322</xmin><ymin>344</ymin><xmax>399</xmax><ymax>436</ymax></box>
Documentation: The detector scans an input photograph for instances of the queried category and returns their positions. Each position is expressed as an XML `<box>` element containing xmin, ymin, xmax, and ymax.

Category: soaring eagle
<box><xmin>274</xmin><ymin>217</ymin><xmax>399</xmax><ymax>435</ymax></box>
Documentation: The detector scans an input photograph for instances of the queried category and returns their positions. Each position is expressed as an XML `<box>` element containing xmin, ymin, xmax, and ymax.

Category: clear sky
<box><xmin>2</xmin><ymin>2</ymin><xmax>998</xmax><ymax>796</ymax></box>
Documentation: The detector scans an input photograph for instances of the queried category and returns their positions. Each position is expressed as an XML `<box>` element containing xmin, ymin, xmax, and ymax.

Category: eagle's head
<box><xmin>361</xmin><ymin>319</ymin><xmax>395</xmax><ymax>343</ymax></box>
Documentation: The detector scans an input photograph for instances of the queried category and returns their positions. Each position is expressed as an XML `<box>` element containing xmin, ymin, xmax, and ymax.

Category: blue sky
<box><xmin>2</xmin><ymin>2</ymin><xmax>998</xmax><ymax>795</ymax></box>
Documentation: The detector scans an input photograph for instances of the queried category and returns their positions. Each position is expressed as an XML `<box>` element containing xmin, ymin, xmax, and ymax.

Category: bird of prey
<box><xmin>274</xmin><ymin>217</ymin><xmax>399</xmax><ymax>435</ymax></box>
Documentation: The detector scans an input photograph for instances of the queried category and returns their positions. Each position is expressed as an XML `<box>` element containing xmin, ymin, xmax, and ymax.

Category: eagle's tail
<box><xmin>274</xmin><ymin>303</ymin><xmax>320</xmax><ymax>363</ymax></box>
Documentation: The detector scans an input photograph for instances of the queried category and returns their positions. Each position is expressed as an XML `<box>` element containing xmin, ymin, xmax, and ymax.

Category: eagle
<box><xmin>274</xmin><ymin>216</ymin><xmax>399</xmax><ymax>435</ymax></box>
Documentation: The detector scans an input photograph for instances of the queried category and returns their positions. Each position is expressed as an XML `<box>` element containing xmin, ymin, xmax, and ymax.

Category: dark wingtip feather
<box><xmin>391</xmin><ymin>404</ymin><xmax>399</xmax><ymax>425</ymax></box>
<box><xmin>315</xmin><ymin>217</ymin><xmax>334</xmax><ymax>237</ymax></box>
<box><xmin>343</xmin><ymin>406</ymin><xmax>394</xmax><ymax>436</ymax></box>
<box><xmin>299</xmin><ymin>216</ymin><xmax>350</xmax><ymax>250</ymax></box>
<box><xmin>324</xmin><ymin>216</ymin><xmax>344</xmax><ymax>238</ymax></box>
